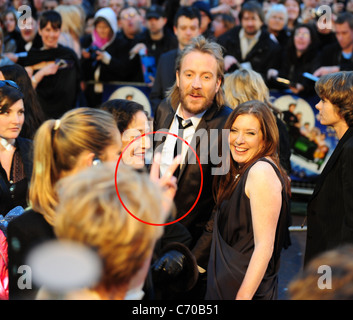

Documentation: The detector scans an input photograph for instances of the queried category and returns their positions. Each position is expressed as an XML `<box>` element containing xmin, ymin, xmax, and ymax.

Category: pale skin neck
<box><xmin>0</xmin><ymin>138</ymin><xmax>16</xmax><ymax>180</ymax></box>
<box><xmin>287</xmin><ymin>19</ymin><xmax>295</xmax><ymax>29</ymax></box>
<box><xmin>0</xmin><ymin>137</ymin><xmax>15</xmax><ymax>147</ymax></box>
<box><xmin>180</xmin><ymin>107</ymin><xmax>195</xmax><ymax>120</ymax></box>
<box><xmin>296</xmin><ymin>49</ymin><xmax>304</xmax><ymax>57</ymax></box>
<box><xmin>59</xmin><ymin>151</ymin><xmax>95</xmax><ymax>179</ymax></box>
<box><xmin>333</xmin><ymin>120</ymin><xmax>349</xmax><ymax>140</ymax></box>
<box><xmin>342</xmin><ymin>43</ymin><xmax>353</xmax><ymax>54</ymax></box>
<box><xmin>178</xmin><ymin>43</ymin><xmax>185</xmax><ymax>51</ymax></box>
<box><xmin>43</xmin><ymin>44</ymin><xmax>58</xmax><ymax>50</ymax></box>
<box><xmin>269</xmin><ymin>28</ymin><xmax>279</xmax><ymax>37</ymax></box>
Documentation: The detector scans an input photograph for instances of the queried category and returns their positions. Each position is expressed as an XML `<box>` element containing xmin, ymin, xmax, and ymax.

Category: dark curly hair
<box><xmin>99</xmin><ymin>99</ymin><xmax>147</xmax><ymax>133</ymax></box>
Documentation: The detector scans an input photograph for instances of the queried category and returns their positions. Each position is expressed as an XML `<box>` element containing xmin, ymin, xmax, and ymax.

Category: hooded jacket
<box><xmin>81</xmin><ymin>7</ymin><xmax>143</xmax><ymax>84</ymax></box>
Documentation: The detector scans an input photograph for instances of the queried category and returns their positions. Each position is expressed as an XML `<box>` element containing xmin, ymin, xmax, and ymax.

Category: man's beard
<box><xmin>244</xmin><ymin>28</ymin><xmax>259</xmax><ymax>37</ymax></box>
<box><xmin>179</xmin><ymin>88</ymin><xmax>215</xmax><ymax>116</ymax></box>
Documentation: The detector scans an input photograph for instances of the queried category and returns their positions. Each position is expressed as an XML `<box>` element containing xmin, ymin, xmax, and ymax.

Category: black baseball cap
<box><xmin>146</xmin><ymin>5</ymin><xmax>165</xmax><ymax>19</ymax></box>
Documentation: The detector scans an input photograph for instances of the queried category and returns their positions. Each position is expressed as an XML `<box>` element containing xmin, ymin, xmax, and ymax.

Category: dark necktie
<box><xmin>174</xmin><ymin>115</ymin><xmax>192</xmax><ymax>177</ymax></box>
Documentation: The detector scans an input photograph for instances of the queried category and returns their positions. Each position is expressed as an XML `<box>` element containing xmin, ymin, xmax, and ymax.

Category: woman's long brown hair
<box><xmin>213</xmin><ymin>100</ymin><xmax>290</xmax><ymax>208</ymax></box>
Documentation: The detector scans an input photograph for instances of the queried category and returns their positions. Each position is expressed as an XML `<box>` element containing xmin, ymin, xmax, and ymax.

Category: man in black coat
<box><xmin>153</xmin><ymin>36</ymin><xmax>232</xmax><ymax>265</ymax></box>
<box><xmin>304</xmin><ymin>72</ymin><xmax>353</xmax><ymax>266</ymax></box>
<box><xmin>314</xmin><ymin>12</ymin><xmax>353</xmax><ymax>77</ymax></box>
<box><xmin>149</xmin><ymin>6</ymin><xmax>201</xmax><ymax>114</ymax></box>
<box><xmin>132</xmin><ymin>5</ymin><xmax>178</xmax><ymax>67</ymax></box>
<box><xmin>217</xmin><ymin>1</ymin><xmax>281</xmax><ymax>80</ymax></box>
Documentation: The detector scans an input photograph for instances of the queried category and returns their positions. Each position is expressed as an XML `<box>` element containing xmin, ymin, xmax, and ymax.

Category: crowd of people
<box><xmin>0</xmin><ymin>0</ymin><xmax>352</xmax><ymax>302</ymax></box>
<box><xmin>0</xmin><ymin>0</ymin><xmax>351</xmax><ymax>113</ymax></box>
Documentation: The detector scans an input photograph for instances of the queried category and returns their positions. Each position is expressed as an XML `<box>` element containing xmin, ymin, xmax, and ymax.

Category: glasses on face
<box><xmin>294</xmin><ymin>31</ymin><xmax>310</xmax><ymax>39</ymax></box>
<box><xmin>121</xmin><ymin>12</ymin><xmax>137</xmax><ymax>20</ymax></box>
<box><xmin>0</xmin><ymin>80</ymin><xmax>21</xmax><ymax>91</ymax></box>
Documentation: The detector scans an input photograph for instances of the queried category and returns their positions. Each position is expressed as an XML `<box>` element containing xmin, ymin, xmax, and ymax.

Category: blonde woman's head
<box><xmin>30</xmin><ymin>107</ymin><xmax>121</xmax><ymax>225</ymax></box>
<box><xmin>55</xmin><ymin>163</ymin><xmax>166</xmax><ymax>296</ymax></box>
<box><xmin>223</xmin><ymin>69</ymin><xmax>270</xmax><ymax>109</ymax></box>
<box><xmin>55</xmin><ymin>4</ymin><xmax>85</xmax><ymax>38</ymax></box>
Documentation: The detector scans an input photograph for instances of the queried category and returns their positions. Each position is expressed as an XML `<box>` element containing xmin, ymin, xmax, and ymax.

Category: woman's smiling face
<box><xmin>39</xmin><ymin>22</ymin><xmax>61</xmax><ymax>49</ymax></box>
<box><xmin>121</xmin><ymin>111</ymin><xmax>151</xmax><ymax>169</ymax></box>
<box><xmin>229</xmin><ymin>114</ymin><xmax>264</xmax><ymax>166</ymax></box>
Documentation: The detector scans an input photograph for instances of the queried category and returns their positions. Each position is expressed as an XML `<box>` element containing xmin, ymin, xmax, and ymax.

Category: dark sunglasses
<box><xmin>0</xmin><ymin>80</ymin><xmax>21</xmax><ymax>91</ymax></box>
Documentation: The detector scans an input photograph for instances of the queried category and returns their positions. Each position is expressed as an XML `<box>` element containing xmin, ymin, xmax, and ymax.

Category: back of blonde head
<box><xmin>224</xmin><ymin>69</ymin><xmax>270</xmax><ymax>108</ymax></box>
<box><xmin>55</xmin><ymin>5</ymin><xmax>85</xmax><ymax>38</ymax></box>
<box><xmin>55</xmin><ymin>163</ymin><xmax>165</xmax><ymax>292</ymax></box>
<box><xmin>29</xmin><ymin>107</ymin><xmax>119</xmax><ymax>226</ymax></box>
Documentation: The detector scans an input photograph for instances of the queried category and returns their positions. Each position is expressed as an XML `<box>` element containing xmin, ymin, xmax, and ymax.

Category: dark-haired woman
<box><xmin>100</xmin><ymin>99</ymin><xmax>151</xmax><ymax>169</ymax></box>
<box><xmin>268</xmin><ymin>23</ymin><xmax>321</xmax><ymax>97</ymax></box>
<box><xmin>0</xmin><ymin>64</ymin><xmax>45</xmax><ymax>139</ymax></box>
<box><xmin>17</xmin><ymin>10</ymin><xmax>80</xmax><ymax>119</ymax></box>
<box><xmin>0</xmin><ymin>80</ymin><xmax>32</xmax><ymax>216</ymax></box>
<box><xmin>101</xmin><ymin>98</ymin><xmax>198</xmax><ymax>300</ymax></box>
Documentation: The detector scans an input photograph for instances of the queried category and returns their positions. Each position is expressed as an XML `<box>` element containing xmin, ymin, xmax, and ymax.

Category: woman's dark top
<box><xmin>205</xmin><ymin>158</ymin><xmax>290</xmax><ymax>300</ymax></box>
<box><xmin>18</xmin><ymin>45</ymin><xmax>81</xmax><ymax>119</ymax></box>
<box><xmin>0</xmin><ymin>137</ymin><xmax>32</xmax><ymax>216</ymax></box>
<box><xmin>7</xmin><ymin>208</ymin><xmax>55</xmax><ymax>300</ymax></box>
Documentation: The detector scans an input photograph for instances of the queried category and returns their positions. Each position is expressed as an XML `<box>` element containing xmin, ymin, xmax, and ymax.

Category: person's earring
<box><xmin>92</xmin><ymin>157</ymin><xmax>101</xmax><ymax>166</ymax></box>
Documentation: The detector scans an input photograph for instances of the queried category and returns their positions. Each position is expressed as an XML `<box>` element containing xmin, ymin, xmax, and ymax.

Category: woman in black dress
<box><xmin>206</xmin><ymin>101</ymin><xmax>291</xmax><ymax>300</ymax></box>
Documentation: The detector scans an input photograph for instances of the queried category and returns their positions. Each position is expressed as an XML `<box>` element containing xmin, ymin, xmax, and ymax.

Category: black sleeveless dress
<box><xmin>205</xmin><ymin>158</ymin><xmax>290</xmax><ymax>300</ymax></box>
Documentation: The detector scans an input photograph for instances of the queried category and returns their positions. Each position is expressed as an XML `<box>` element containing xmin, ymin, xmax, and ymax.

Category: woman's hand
<box><xmin>289</xmin><ymin>83</ymin><xmax>304</xmax><ymax>94</ymax></box>
<box><xmin>129</xmin><ymin>43</ymin><xmax>147</xmax><ymax>60</ymax></box>
<box><xmin>31</xmin><ymin>62</ymin><xmax>59</xmax><ymax>88</ymax></box>
<box><xmin>96</xmin><ymin>50</ymin><xmax>111</xmax><ymax>65</ymax></box>
<box><xmin>224</xmin><ymin>55</ymin><xmax>239</xmax><ymax>71</ymax></box>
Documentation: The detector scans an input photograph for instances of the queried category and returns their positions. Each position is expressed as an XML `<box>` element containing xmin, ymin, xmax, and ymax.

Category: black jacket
<box><xmin>320</xmin><ymin>42</ymin><xmax>353</xmax><ymax>71</ymax></box>
<box><xmin>0</xmin><ymin>137</ymin><xmax>32</xmax><ymax>216</ymax></box>
<box><xmin>7</xmin><ymin>208</ymin><xmax>55</xmax><ymax>300</ymax></box>
<box><xmin>134</xmin><ymin>27</ymin><xmax>178</xmax><ymax>66</ymax></box>
<box><xmin>81</xmin><ymin>31</ymin><xmax>144</xmax><ymax>83</ymax></box>
<box><xmin>217</xmin><ymin>26</ymin><xmax>281</xmax><ymax>79</ymax></box>
<box><xmin>304</xmin><ymin>127</ymin><xmax>353</xmax><ymax>266</ymax></box>
<box><xmin>153</xmin><ymin>99</ymin><xmax>232</xmax><ymax>255</ymax></box>
<box><xmin>276</xmin><ymin>44</ymin><xmax>321</xmax><ymax>97</ymax></box>
<box><xmin>18</xmin><ymin>45</ymin><xmax>81</xmax><ymax>119</ymax></box>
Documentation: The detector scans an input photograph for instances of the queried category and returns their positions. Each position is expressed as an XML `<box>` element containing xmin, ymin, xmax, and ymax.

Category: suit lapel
<box><xmin>154</xmin><ymin>103</ymin><xmax>175</xmax><ymax>151</ymax></box>
<box><xmin>311</xmin><ymin>127</ymin><xmax>353</xmax><ymax>199</ymax></box>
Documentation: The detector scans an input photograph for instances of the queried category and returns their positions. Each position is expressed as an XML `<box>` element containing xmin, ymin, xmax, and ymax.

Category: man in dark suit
<box><xmin>153</xmin><ymin>36</ymin><xmax>232</xmax><ymax>269</ymax></box>
<box><xmin>304</xmin><ymin>71</ymin><xmax>353</xmax><ymax>266</ymax></box>
<box><xmin>132</xmin><ymin>5</ymin><xmax>178</xmax><ymax>66</ymax></box>
<box><xmin>149</xmin><ymin>6</ymin><xmax>201</xmax><ymax>114</ymax></box>
<box><xmin>217</xmin><ymin>0</ymin><xmax>281</xmax><ymax>80</ymax></box>
<box><xmin>314</xmin><ymin>12</ymin><xmax>353</xmax><ymax>77</ymax></box>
